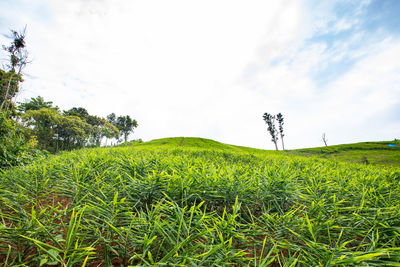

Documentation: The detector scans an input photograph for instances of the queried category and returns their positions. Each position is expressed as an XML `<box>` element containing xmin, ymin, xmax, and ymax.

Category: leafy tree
<box><xmin>56</xmin><ymin>115</ymin><xmax>89</xmax><ymax>151</ymax></box>
<box><xmin>86</xmin><ymin>115</ymin><xmax>119</xmax><ymax>146</ymax></box>
<box><xmin>63</xmin><ymin>107</ymin><xmax>89</xmax><ymax>119</ymax></box>
<box><xmin>115</xmin><ymin>115</ymin><xmax>138</xmax><ymax>143</ymax></box>
<box><xmin>18</xmin><ymin>96</ymin><xmax>58</xmax><ymax>113</ymax></box>
<box><xmin>106</xmin><ymin>113</ymin><xmax>116</xmax><ymax>125</ymax></box>
<box><xmin>100</xmin><ymin>121</ymin><xmax>120</xmax><ymax>145</ymax></box>
<box><xmin>105</xmin><ymin>113</ymin><xmax>119</xmax><ymax>145</ymax></box>
<box><xmin>21</xmin><ymin>103</ymin><xmax>122</xmax><ymax>151</ymax></box>
<box><xmin>276</xmin><ymin>113</ymin><xmax>285</xmax><ymax>150</ymax></box>
<box><xmin>262</xmin><ymin>112</ymin><xmax>279</xmax><ymax>150</ymax></box>
<box><xmin>1</xmin><ymin>27</ymin><xmax>29</xmax><ymax>112</ymax></box>
<box><xmin>22</xmin><ymin>108</ymin><xmax>60</xmax><ymax>152</ymax></box>
<box><xmin>23</xmin><ymin>108</ymin><xmax>93</xmax><ymax>152</ymax></box>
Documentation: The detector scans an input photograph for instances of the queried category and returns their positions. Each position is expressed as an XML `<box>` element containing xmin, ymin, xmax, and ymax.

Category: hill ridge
<box><xmin>127</xmin><ymin>137</ymin><xmax>399</xmax><ymax>167</ymax></box>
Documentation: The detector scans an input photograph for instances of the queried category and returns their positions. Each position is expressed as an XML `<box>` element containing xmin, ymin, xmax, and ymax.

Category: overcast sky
<box><xmin>0</xmin><ymin>0</ymin><xmax>399</xmax><ymax>149</ymax></box>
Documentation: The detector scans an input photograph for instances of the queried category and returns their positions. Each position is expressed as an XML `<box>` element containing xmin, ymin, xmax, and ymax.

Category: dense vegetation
<box><xmin>0</xmin><ymin>94</ymin><xmax>138</xmax><ymax>167</ymax></box>
<box><xmin>0</xmin><ymin>28</ymin><xmax>138</xmax><ymax>167</ymax></box>
<box><xmin>0</xmin><ymin>137</ymin><xmax>399</xmax><ymax>266</ymax></box>
<box><xmin>20</xmin><ymin>96</ymin><xmax>138</xmax><ymax>152</ymax></box>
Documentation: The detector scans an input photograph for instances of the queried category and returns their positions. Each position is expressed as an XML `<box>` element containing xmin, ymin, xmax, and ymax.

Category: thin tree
<box><xmin>262</xmin><ymin>112</ymin><xmax>279</xmax><ymax>150</ymax></box>
<box><xmin>322</xmin><ymin>133</ymin><xmax>328</xmax><ymax>147</ymax></box>
<box><xmin>1</xmin><ymin>27</ymin><xmax>29</xmax><ymax>112</ymax></box>
<box><xmin>276</xmin><ymin>112</ymin><xmax>285</xmax><ymax>150</ymax></box>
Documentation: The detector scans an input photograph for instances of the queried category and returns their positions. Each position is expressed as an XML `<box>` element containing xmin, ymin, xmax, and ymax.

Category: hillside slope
<box><xmin>1</xmin><ymin>137</ymin><xmax>399</xmax><ymax>265</ymax></box>
<box><xmin>131</xmin><ymin>137</ymin><xmax>266</xmax><ymax>153</ymax></box>
<box><xmin>128</xmin><ymin>137</ymin><xmax>400</xmax><ymax>167</ymax></box>
<box><xmin>289</xmin><ymin>140</ymin><xmax>400</xmax><ymax>167</ymax></box>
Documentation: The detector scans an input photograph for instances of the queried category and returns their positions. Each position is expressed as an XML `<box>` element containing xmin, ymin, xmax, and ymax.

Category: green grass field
<box><xmin>0</xmin><ymin>137</ymin><xmax>399</xmax><ymax>266</ymax></box>
<box><xmin>288</xmin><ymin>140</ymin><xmax>400</xmax><ymax>167</ymax></box>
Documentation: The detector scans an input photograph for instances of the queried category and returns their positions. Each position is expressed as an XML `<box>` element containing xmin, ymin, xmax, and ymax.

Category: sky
<box><xmin>0</xmin><ymin>0</ymin><xmax>399</xmax><ymax>149</ymax></box>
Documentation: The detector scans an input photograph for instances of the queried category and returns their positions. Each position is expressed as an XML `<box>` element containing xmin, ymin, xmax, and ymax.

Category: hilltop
<box><xmin>126</xmin><ymin>137</ymin><xmax>400</xmax><ymax>167</ymax></box>
<box><xmin>128</xmin><ymin>137</ymin><xmax>266</xmax><ymax>152</ymax></box>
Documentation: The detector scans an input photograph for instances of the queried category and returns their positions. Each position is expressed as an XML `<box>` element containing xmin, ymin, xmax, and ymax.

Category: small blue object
<box><xmin>388</xmin><ymin>144</ymin><xmax>397</xmax><ymax>147</ymax></box>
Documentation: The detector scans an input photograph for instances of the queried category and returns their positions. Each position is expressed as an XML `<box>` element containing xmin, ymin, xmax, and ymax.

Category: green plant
<box><xmin>0</xmin><ymin>110</ymin><xmax>39</xmax><ymax>168</ymax></box>
<box><xmin>0</xmin><ymin>137</ymin><xmax>399</xmax><ymax>265</ymax></box>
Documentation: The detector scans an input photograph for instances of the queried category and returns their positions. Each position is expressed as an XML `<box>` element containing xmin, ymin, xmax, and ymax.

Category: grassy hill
<box><xmin>0</xmin><ymin>137</ymin><xmax>399</xmax><ymax>265</ymax></box>
<box><xmin>132</xmin><ymin>137</ymin><xmax>400</xmax><ymax>167</ymax></box>
<box><xmin>288</xmin><ymin>140</ymin><xmax>400</xmax><ymax>167</ymax></box>
<box><xmin>131</xmin><ymin>137</ymin><xmax>268</xmax><ymax>153</ymax></box>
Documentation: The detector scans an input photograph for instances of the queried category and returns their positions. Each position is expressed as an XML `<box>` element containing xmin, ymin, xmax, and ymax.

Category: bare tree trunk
<box><xmin>274</xmin><ymin>141</ymin><xmax>279</xmax><ymax>151</ymax></box>
<box><xmin>280</xmin><ymin>135</ymin><xmax>285</xmax><ymax>150</ymax></box>
<box><xmin>322</xmin><ymin>133</ymin><xmax>328</xmax><ymax>147</ymax></box>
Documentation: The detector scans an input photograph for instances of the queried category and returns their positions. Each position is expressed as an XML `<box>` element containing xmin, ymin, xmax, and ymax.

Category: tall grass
<box><xmin>0</xmin><ymin>143</ymin><xmax>399</xmax><ymax>265</ymax></box>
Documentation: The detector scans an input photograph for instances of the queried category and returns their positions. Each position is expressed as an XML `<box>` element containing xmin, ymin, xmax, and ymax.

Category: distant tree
<box><xmin>322</xmin><ymin>133</ymin><xmax>328</xmax><ymax>147</ymax></box>
<box><xmin>276</xmin><ymin>112</ymin><xmax>285</xmax><ymax>150</ymax></box>
<box><xmin>18</xmin><ymin>96</ymin><xmax>58</xmax><ymax>113</ymax></box>
<box><xmin>23</xmin><ymin>108</ymin><xmax>93</xmax><ymax>152</ymax></box>
<box><xmin>106</xmin><ymin>113</ymin><xmax>116</xmax><ymax>125</ymax></box>
<box><xmin>1</xmin><ymin>27</ymin><xmax>29</xmax><ymax>112</ymax></box>
<box><xmin>86</xmin><ymin>115</ymin><xmax>119</xmax><ymax>146</ymax></box>
<box><xmin>56</xmin><ymin>115</ymin><xmax>89</xmax><ymax>150</ymax></box>
<box><xmin>22</xmin><ymin>108</ymin><xmax>60</xmax><ymax>151</ymax></box>
<box><xmin>115</xmin><ymin>115</ymin><xmax>138</xmax><ymax>143</ymax></box>
<box><xmin>100</xmin><ymin>121</ymin><xmax>120</xmax><ymax>145</ymax></box>
<box><xmin>63</xmin><ymin>107</ymin><xmax>89</xmax><ymax>119</ymax></box>
<box><xmin>104</xmin><ymin>113</ymin><xmax>120</xmax><ymax>145</ymax></box>
<box><xmin>262</xmin><ymin>112</ymin><xmax>279</xmax><ymax>150</ymax></box>
<box><xmin>19</xmin><ymin>98</ymin><xmax>133</xmax><ymax>151</ymax></box>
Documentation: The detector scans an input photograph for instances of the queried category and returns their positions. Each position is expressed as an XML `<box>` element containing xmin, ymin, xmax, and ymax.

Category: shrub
<box><xmin>0</xmin><ymin>111</ymin><xmax>40</xmax><ymax>168</ymax></box>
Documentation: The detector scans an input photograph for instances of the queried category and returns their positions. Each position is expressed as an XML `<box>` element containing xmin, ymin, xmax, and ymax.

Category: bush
<box><xmin>0</xmin><ymin>111</ymin><xmax>40</xmax><ymax>168</ymax></box>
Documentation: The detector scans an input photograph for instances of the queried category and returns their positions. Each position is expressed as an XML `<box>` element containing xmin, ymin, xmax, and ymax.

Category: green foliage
<box><xmin>23</xmin><ymin>108</ymin><xmax>90</xmax><ymax>152</ymax></box>
<box><xmin>23</xmin><ymin>108</ymin><xmax>61</xmax><ymax>152</ymax></box>
<box><xmin>0</xmin><ymin>138</ymin><xmax>399</xmax><ymax>265</ymax></box>
<box><xmin>17</xmin><ymin>96</ymin><xmax>58</xmax><ymax>113</ymax></box>
<box><xmin>85</xmin><ymin>115</ymin><xmax>119</xmax><ymax>146</ymax></box>
<box><xmin>0</xmin><ymin>69</ymin><xmax>23</xmax><ymax>114</ymax></box>
<box><xmin>19</xmin><ymin>101</ymin><xmax>121</xmax><ymax>152</ymax></box>
<box><xmin>63</xmin><ymin>107</ymin><xmax>89</xmax><ymax>119</ymax></box>
<box><xmin>0</xmin><ymin>29</ymin><xmax>42</xmax><ymax>169</ymax></box>
<box><xmin>56</xmin><ymin>114</ymin><xmax>89</xmax><ymax>150</ymax></box>
<box><xmin>107</xmin><ymin>113</ymin><xmax>138</xmax><ymax>143</ymax></box>
<box><xmin>0</xmin><ymin>110</ymin><xmax>39</xmax><ymax>168</ymax></box>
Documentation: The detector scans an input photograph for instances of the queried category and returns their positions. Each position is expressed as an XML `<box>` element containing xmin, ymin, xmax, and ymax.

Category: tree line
<box><xmin>0</xmin><ymin>28</ymin><xmax>138</xmax><ymax>167</ymax></box>
<box><xmin>18</xmin><ymin>96</ymin><xmax>138</xmax><ymax>152</ymax></box>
